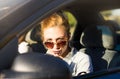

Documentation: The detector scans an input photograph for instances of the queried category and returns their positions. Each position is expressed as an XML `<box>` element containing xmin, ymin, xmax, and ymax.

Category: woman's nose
<box><xmin>53</xmin><ymin>43</ymin><xmax>60</xmax><ymax>49</ymax></box>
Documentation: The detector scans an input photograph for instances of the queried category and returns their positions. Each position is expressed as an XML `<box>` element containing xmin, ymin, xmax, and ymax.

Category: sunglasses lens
<box><xmin>57</xmin><ymin>41</ymin><xmax>66</xmax><ymax>47</ymax></box>
<box><xmin>44</xmin><ymin>42</ymin><xmax>54</xmax><ymax>49</ymax></box>
<box><xmin>44</xmin><ymin>41</ymin><xmax>67</xmax><ymax>49</ymax></box>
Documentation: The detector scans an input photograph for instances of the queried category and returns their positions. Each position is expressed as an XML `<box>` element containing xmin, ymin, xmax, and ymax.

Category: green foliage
<box><xmin>63</xmin><ymin>11</ymin><xmax>77</xmax><ymax>36</ymax></box>
<box><xmin>64</xmin><ymin>11</ymin><xmax>77</xmax><ymax>28</ymax></box>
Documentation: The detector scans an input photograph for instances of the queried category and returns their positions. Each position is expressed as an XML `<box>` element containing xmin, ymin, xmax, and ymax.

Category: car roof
<box><xmin>69</xmin><ymin>0</ymin><xmax>120</xmax><ymax>11</ymax></box>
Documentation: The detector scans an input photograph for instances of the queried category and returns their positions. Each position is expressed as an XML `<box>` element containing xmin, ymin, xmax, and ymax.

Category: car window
<box><xmin>27</xmin><ymin>11</ymin><xmax>77</xmax><ymax>42</ymax></box>
<box><xmin>64</xmin><ymin>11</ymin><xmax>77</xmax><ymax>38</ymax></box>
<box><xmin>101</xmin><ymin>9</ymin><xmax>120</xmax><ymax>30</ymax></box>
<box><xmin>23</xmin><ymin>11</ymin><xmax>77</xmax><ymax>53</ymax></box>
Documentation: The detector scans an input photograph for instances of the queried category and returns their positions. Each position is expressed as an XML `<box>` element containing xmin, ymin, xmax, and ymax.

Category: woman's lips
<box><xmin>53</xmin><ymin>51</ymin><xmax>61</xmax><ymax>55</ymax></box>
<box><xmin>52</xmin><ymin>51</ymin><xmax>63</xmax><ymax>59</ymax></box>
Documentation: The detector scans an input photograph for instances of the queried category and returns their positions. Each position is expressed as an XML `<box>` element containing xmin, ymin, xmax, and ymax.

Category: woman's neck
<box><xmin>62</xmin><ymin>46</ymin><xmax>71</xmax><ymax>58</ymax></box>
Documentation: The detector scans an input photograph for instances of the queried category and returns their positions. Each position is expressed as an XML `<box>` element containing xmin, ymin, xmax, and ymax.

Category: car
<box><xmin>0</xmin><ymin>0</ymin><xmax>120</xmax><ymax>79</ymax></box>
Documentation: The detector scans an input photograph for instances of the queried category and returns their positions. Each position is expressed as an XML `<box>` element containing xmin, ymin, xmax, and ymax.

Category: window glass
<box><xmin>101</xmin><ymin>9</ymin><xmax>120</xmax><ymax>28</ymax></box>
<box><xmin>64</xmin><ymin>11</ymin><xmax>77</xmax><ymax>38</ymax></box>
<box><xmin>0</xmin><ymin>0</ymin><xmax>31</xmax><ymax>20</ymax></box>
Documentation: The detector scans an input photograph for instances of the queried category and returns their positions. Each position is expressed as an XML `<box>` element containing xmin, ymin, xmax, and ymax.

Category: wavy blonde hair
<box><xmin>40</xmin><ymin>12</ymin><xmax>70</xmax><ymax>40</ymax></box>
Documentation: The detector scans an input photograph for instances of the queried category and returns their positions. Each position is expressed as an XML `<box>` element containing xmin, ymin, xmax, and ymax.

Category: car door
<box><xmin>0</xmin><ymin>0</ymin><xmax>73</xmax><ymax>71</ymax></box>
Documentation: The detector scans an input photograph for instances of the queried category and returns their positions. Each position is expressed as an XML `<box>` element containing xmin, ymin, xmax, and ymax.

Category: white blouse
<box><xmin>63</xmin><ymin>48</ymin><xmax>93</xmax><ymax>76</ymax></box>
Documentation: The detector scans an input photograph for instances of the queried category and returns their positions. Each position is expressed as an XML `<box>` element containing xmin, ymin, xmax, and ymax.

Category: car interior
<box><xmin>22</xmin><ymin>9</ymin><xmax>120</xmax><ymax>79</ymax></box>
<box><xmin>1</xmin><ymin>0</ymin><xmax>120</xmax><ymax>79</ymax></box>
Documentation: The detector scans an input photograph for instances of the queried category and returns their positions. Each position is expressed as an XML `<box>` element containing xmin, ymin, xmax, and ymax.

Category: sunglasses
<box><xmin>44</xmin><ymin>40</ymin><xmax>67</xmax><ymax>49</ymax></box>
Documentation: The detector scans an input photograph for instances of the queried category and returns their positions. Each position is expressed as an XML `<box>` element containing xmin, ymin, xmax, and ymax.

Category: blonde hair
<box><xmin>40</xmin><ymin>12</ymin><xmax>70</xmax><ymax>40</ymax></box>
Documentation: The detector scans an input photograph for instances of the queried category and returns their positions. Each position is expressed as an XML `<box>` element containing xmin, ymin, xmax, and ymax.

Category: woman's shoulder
<box><xmin>72</xmin><ymin>48</ymin><xmax>91</xmax><ymax>60</ymax></box>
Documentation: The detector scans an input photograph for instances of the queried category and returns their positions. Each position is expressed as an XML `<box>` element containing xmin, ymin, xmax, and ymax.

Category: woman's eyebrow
<box><xmin>45</xmin><ymin>39</ymin><xmax>52</xmax><ymax>42</ymax></box>
<box><xmin>56</xmin><ymin>37</ymin><xmax>65</xmax><ymax>40</ymax></box>
<box><xmin>45</xmin><ymin>36</ymin><xmax>66</xmax><ymax>41</ymax></box>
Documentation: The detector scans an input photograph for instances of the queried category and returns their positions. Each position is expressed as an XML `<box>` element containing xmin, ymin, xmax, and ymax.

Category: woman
<box><xmin>40</xmin><ymin>12</ymin><xmax>93</xmax><ymax>76</ymax></box>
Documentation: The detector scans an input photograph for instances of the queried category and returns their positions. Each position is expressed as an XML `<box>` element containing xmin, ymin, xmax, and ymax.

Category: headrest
<box><xmin>80</xmin><ymin>25</ymin><xmax>116</xmax><ymax>49</ymax></box>
<box><xmin>25</xmin><ymin>25</ymin><xmax>41</xmax><ymax>44</ymax></box>
<box><xmin>2</xmin><ymin>53</ymin><xmax>72</xmax><ymax>79</ymax></box>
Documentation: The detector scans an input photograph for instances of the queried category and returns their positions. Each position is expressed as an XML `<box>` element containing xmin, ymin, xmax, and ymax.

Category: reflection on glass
<box><xmin>0</xmin><ymin>0</ymin><xmax>31</xmax><ymax>20</ymax></box>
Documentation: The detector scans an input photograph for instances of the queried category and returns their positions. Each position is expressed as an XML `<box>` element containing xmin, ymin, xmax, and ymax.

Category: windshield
<box><xmin>0</xmin><ymin>0</ymin><xmax>30</xmax><ymax>20</ymax></box>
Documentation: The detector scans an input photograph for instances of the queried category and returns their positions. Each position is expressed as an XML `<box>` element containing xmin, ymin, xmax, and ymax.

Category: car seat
<box><xmin>79</xmin><ymin>24</ymin><xmax>120</xmax><ymax>72</ymax></box>
<box><xmin>104</xmin><ymin>20</ymin><xmax>120</xmax><ymax>68</ymax></box>
<box><xmin>1</xmin><ymin>53</ymin><xmax>72</xmax><ymax>79</ymax></box>
<box><xmin>25</xmin><ymin>25</ymin><xmax>46</xmax><ymax>53</ymax></box>
<box><xmin>105</xmin><ymin>20</ymin><xmax>120</xmax><ymax>51</ymax></box>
